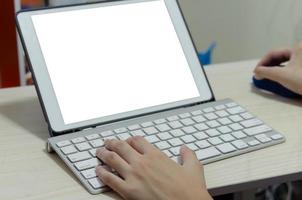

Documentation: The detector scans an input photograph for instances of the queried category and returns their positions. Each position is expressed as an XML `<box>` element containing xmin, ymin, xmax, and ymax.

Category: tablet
<box><xmin>16</xmin><ymin>0</ymin><xmax>214</xmax><ymax>135</ymax></box>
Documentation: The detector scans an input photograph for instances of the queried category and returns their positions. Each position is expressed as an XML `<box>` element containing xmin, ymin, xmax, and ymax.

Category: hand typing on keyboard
<box><xmin>95</xmin><ymin>137</ymin><xmax>213</xmax><ymax>200</ymax></box>
<box><xmin>53</xmin><ymin>100</ymin><xmax>284</xmax><ymax>194</ymax></box>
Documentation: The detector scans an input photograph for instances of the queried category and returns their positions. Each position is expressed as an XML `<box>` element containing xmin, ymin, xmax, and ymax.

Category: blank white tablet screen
<box><xmin>31</xmin><ymin>0</ymin><xmax>200</xmax><ymax>125</ymax></box>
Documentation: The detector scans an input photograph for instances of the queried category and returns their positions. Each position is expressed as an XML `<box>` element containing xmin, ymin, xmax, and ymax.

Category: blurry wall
<box><xmin>178</xmin><ymin>0</ymin><xmax>302</xmax><ymax>63</ymax></box>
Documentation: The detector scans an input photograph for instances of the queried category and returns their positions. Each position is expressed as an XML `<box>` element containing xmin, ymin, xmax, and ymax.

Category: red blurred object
<box><xmin>0</xmin><ymin>1</ymin><xmax>20</xmax><ymax>88</ymax></box>
<box><xmin>22</xmin><ymin>0</ymin><xmax>44</xmax><ymax>7</ymax></box>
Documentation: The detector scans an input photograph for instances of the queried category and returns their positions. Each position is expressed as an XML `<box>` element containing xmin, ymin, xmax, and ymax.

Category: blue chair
<box><xmin>198</xmin><ymin>42</ymin><xmax>216</xmax><ymax>66</ymax></box>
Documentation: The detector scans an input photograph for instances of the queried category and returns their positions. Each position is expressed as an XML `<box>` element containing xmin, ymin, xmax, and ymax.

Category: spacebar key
<box><xmin>196</xmin><ymin>147</ymin><xmax>221</xmax><ymax>161</ymax></box>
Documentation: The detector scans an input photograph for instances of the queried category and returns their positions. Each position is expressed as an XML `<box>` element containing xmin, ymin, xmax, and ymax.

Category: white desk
<box><xmin>1</xmin><ymin>60</ymin><xmax>302</xmax><ymax>199</ymax></box>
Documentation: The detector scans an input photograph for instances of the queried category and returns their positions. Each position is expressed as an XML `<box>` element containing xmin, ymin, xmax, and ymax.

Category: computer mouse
<box><xmin>253</xmin><ymin>76</ymin><xmax>302</xmax><ymax>98</ymax></box>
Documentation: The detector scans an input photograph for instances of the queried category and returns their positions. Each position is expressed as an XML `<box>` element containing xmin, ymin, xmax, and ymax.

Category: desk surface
<box><xmin>1</xmin><ymin>60</ymin><xmax>302</xmax><ymax>200</ymax></box>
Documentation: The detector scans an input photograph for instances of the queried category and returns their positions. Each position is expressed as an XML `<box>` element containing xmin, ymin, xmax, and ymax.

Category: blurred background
<box><xmin>1</xmin><ymin>0</ymin><xmax>302</xmax><ymax>88</ymax></box>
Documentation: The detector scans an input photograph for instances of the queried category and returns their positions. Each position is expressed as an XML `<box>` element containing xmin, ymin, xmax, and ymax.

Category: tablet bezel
<box><xmin>16</xmin><ymin>0</ymin><xmax>215</xmax><ymax>135</ymax></box>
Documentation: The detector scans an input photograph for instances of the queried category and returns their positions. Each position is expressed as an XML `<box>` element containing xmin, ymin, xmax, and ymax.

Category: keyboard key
<box><xmin>179</xmin><ymin>113</ymin><xmax>191</xmax><ymax>119</ymax></box>
<box><xmin>75</xmin><ymin>158</ymin><xmax>101</xmax><ymax>171</ymax></box>
<box><xmin>68</xmin><ymin>152</ymin><xmax>91</xmax><ymax>163</ymax></box>
<box><xmin>232</xmin><ymin>131</ymin><xmax>247</xmax><ymax>139</ymax></box>
<box><xmin>154</xmin><ymin>118</ymin><xmax>167</xmax><ymax>125</ymax></box>
<box><xmin>89</xmin><ymin>149</ymin><xmax>97</xmax><ymax>157</ymax></box>
<box><xmin>100</xmin><ymin>130</ymin><xmax>114</xmax><ymax>138</ymax></box>
<box><xmin>215</xmin><ymin>110</ymin><xmax>229</xmax><ymax>117</ymax></box>
<box><xmin>128</xmin><ymin>124</ymin><xmax>141</xmax><ymax>131</ymax></box>
<box><xmin>216</xmin><ymin>143</ymin><xmax>236</xmax><ymax>153</ymax></box>
<box><xmin>131</xmin><ymin>130</ymin><xmax>145</xmax><ymax>136</ymax></box>
<box><xmin>226</xmin><ymin>102</ymin><xmax>238</xmax><ymax>108</ymax></box>
<box><xmin>208</xmin><ymin>137</ymin><xmax>223</xmax><ymax>145</ymax></box>
<box><xmin>220</xmin><ymin>134</ymin><xmax>235</xmax><ymax>142</ymax></box>
<box><xmin>76</xmin><ymin>142</ymin><xmax>92</xmax><ymax>151</ymax></box>
<box><xmin>157</xmin><ymin>132</ymin><xmax>173</xmax><ymax>140</ymax></box>
<box><xmin>81</xmin><ymin>168</ymin><xmax>97</xmax><ymax>179</ymax></box>
<box><xmin>182</xmin><ymin>126</ymin><xmax>197</xmax><ymax>134</ymax></box>
<box><xmin>170</xmin><ymin>129</ymin><xmax>185</xmax><ymax>137</ymax></box>
<box><xmin>248</xmin><ymin>140</ymin><xmax>260</xmax><ymax>146</ymax></box>
<box><xmin>186</xmin><ymin>143</ymin><xmax>199</xmax><ymax>151</ymax></box>
<box><xmin>194</xmin><ymin>123</ymin><xmax>209</xmax><ymax>131</ymax></box>
<box><xmin>141</xmin><ymin>121</ymin><xmax>154</xmax><ymax>128</ymax></box>
<box><xmin>163</xmin><ymin>150</ymin><xmax>172</xmax><ymax>157</ymax></box>
<box><xmin>181</xmin><ymin>135</ymin><xmax>196</xmax><ymax>143</ymax></box>
<box><xmin>215</xmin><ymin>105</ymin><xmax>226</xmax><ymax>110</ymax></box>
<box><xmin>217</xmin><ymin>126</ymin><xmax>232</xmax><ymax>134</ymax></box>
<box><xmin>168</xmin><ymin>138</ymin><xmax>183</xmax><ymax>147</ymax></box>
<box><xmin>56</xmin><ymin>140</ymin><xmax>71</xmax><ymax>148</ymax></box>
<box><xmin>114</xmin><ymin>127</ymin><xmax>128</xmax><ymax>134</ymax></box>
<box><xmin>143</xmin><ymin>127</ymin><xmax>158</xmax><ymax>135</ymax></box>
<box><xmin>204</xmin><ymin>113</ymin><xmax>218</xmax><ymax>120</ymax></box>
<box><xmin>203</xmin><ymin>107</ymin><xmax>215</xmax><ymax>113</ymax></box>
<box><xmin>117</xmin><ymin>133</ymin><xmax>131</xmax><ymax>140</ymax></box>
<box><xmin>191</xmin><ymin>110</ymin><xmax>202</xmax><ymax>116</ymax></box>
<box><xmin>195</xmin><ymin>140</ymin><xmax>211</xmax><ymax>149</ymax></box>
<box><xmin>88</xmin><ymin>178</ymin><xmax>105</xmax><ymax>189</ymax></box>
<box><xmin>61</xmin><ymin>145</ymin><xmax>77</xmax><ymax>155</ymax></box>
<box><xmin>145</xmin><ymin>135</ymin><xmax>160</xmax><ymax>144</ymax></box>
<box><xmin>255</xmin><ymin>134</ymin><xmax>272</xmax><ymax>143</ymax></box>
<box><xmin>156</xmin><ymin>124</ymin><xmax>171</xmax><ymax>132</ymax></box>
<box><xmin>193</xmin><ymin>132</ymin><xmax>208</xmax><ymax>140</ymax></box>
<box><xmin>180</xmin><ymin>118</ymin><xmax>195</xmax><ymax>126</ymax></box>
<box><xmin>206</xmin><ymin>120</ymin><xmax>220</xmax><ymax>128</ymax></box>
<box><xmin>271</xmin><ymin>134</ymin><xmax>284</xmax><ymax>140</ymax></box>
<box><xmin>196</xmin><ymin>147</ymin><xmax>221</xmax><ymax>160</ymax></box>
<box><xmin>227</xmin><ymin>106</ymin><xmax>245</xmax><ymax>115</ymax></box>
<box><xmin>232</xmin><ymin>140</ymin><xmax>248</xmax><ymax>150</ymax></box>
<box><xmin>103</xmin><ymin>136</ymin><xmax>117</xmax><ymax>140</ymax></box>
<box><xmin>229</xmin><ymin>123</ymin><xmax>244</xmax><ymax>131</ymax></box>
<box><xmin>167</xmin><ymin>115</ymin><xmax>179</xmax><ymax>122</ymax></box>
<box><xmin>71</xmin><ymin>137</ymin><xmax>86</xmax><ymax>144</ymax></box>
<box><xmin>206</xmin><ymin>129</ymin><xmax>220</xmax><ymax>137</ymax></box>
<box><xmin>155</xmin><ymin>141</ymin><xmax>171</xmax><ymax>150</ymax></box>
<box><xmin>86</xmin><ymin>134</ymin><xmax>100</xmax><ymax>141</ymax></box>
<box><xmin>218</xmin><ymin>118</ymin><xmax>232</xmax><ymax>125</ymax></box>
<box><xmin>229</xmin><ymin>115</ymin><xmax>243</xmax><ymax>122</ymax></box>
<box><xmin>244</xmin><ymin>125</ymin><xmax>272</xmax><ymax>136</ymax></box>
<box><xmin>192</xmin><ymin>115</ymin><xmax>206</xmax><ymax>123</ymax></box>
<box><xmin>240</xmin><ymin>112</ymin><xmax>254</xmax><ymax>120</ymax></box>
<box><xmin>168</xmin><ymin>121</ymin><xmax>183</xmax><ymax>129</ymax></box>
<box><xmin>169</xmin><ymin>146</ymin><xmax>181</xmax><ymax>156</ymax></box>
<box><xmin>240</xmin><ymin>119</ymin><xmax>263</xmax><ymax>128</ymax></box>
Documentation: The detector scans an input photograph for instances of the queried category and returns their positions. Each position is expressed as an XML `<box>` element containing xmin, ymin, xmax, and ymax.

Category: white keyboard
<box><xmin>48</xmin><ymin>99</ymin><xmax>285</xmax><ymax>194</ymax></box>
